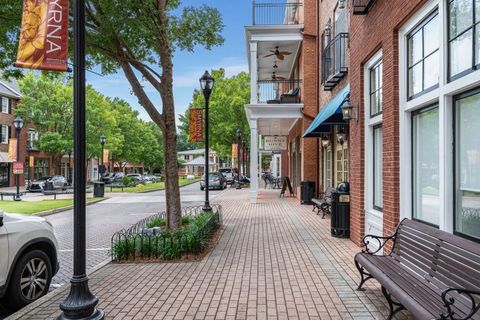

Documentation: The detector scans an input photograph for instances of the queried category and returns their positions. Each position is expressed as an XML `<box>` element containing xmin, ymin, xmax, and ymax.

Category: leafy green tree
<box><xmin>181</xmin><ymin>69</ymin><xmax>250</xmax><ymax>158</ymax></box>
<box><xmin>144</xmin><ymin>122</ymin><xmax>164</xmax><ymax>174</ymax></box>
<box><xmin>0</xmin><ymin>1</ymin><xmax>224</xmax><ymax>229</ymax></box>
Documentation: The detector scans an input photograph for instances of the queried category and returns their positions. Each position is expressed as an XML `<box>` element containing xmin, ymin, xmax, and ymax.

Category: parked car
<box><xmin>143</xmin><ymin>175</ymin><xmax>158</xmax><ymax>182</ymax></box>
<box><xmin>28</xmin><ymin>175</ymin><xmax>67</xmax><ymax>192</ymax></box>
<box><xmin>219</xmin><ymin>168</ymin><xmax>236</xmax><ymax>184</ymax></box>
<box><xmin>126</xmin><ymin>173</ymin><xmax>144</xmax><ymax>181</ymax></box>
<box><xmin>200</xmin><ymin>172</ymin><xmax>227</xmax><ymax>190</ymax></box>
<box><xmin>102</xmin><ymin>172</ymin><xmax>124</xmax><ymax>184</ymax></box>
<box><xmin>0</xmin><ymin>212</ymin><xmax>59</xmax><ymax>311</ymax></box>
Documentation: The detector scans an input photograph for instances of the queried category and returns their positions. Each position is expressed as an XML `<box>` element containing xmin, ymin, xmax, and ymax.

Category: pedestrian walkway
<box><xmin>7</xmin><ymin>189</ymin><xmax>413</xmax><ymax>320</ymax></box>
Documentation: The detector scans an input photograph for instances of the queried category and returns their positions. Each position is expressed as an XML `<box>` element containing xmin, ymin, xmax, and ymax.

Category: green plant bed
<box><xmin>111</xmin><ymin>206</ymin><xmax>221</xmax><ymax>261</ymax></box>
<box><xmin>109</xmin><ymin>178</ymin><xmax>200</xmax><ymax>193</ymax></box>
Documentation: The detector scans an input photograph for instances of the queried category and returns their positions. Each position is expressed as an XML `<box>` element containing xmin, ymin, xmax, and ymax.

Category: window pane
<box><xmin>450</xmin><ymin>29</ymin><xmax>473</xmax><ymax>77</ymax></box>
<box><xmin>408</xmin><ymin>31</ymin><xmax>423</xmax><ymax>67</ymax></box>
<box><xmin>424</xmin><ymin>51</ymin><xmax>439</xmax><ymax>89</ymax></box>
<box><xmin>456</xmin><ymin>91</ymin><xmax>480</xmax><ymax>239</ymax></box>
<box><xmin>370</xmin><ymin>67</ymin><xmax>377</xmax><ymax>94</ymax></box>
<box><xmin>424</xmin><ymin>14</ymin><xmax>439</xmax><ymax>56</ymax></box>
<box><xmin>413</xmin><ymin>106</ymin><xmax>440</xmax><ymax>226</ymax></box>
<box><xmin>477</xmin><ymin>0</ymin><xmax>480</xmax><ymax>22</ymax></box>
<box><xmin>449</xmin><ymin>0</ymin><xmax>473</xmax><ymax>38</ymax></box>
<box><xmin>477</xmin><ymin>26</ymin><xmax>480</xmax><ymax>65</ymax></box>
<box><xmin>373</xmin><ymin>127</ymin><xmax>383</xmax><ymax>209</ymax></box>
<box><xmin>408</xmin><ymin>63</ymin><xmax>423</xmax><ymax>97</ymax></box>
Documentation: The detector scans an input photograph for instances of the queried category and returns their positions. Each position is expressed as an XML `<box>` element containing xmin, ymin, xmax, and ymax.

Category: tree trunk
<box><xmin>163</xmin><ymin>126</ymin><xmax>181</xmax><ymax>229</ymax></box>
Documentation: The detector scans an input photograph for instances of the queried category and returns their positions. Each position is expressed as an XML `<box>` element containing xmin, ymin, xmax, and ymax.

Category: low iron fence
<box><xmin>258</xmin><ymin>79</ymin><xmax>302</xmax><ymax>104</ymax></box>
<box><xmin>111</xmin><ymin>204</ymin><xmax>222</xmax><ymax>261</ymax></box>
<box><xmin>253</xmin><ymin>1</ymin><xmax>302</xmax><ymax>25</ymax></box>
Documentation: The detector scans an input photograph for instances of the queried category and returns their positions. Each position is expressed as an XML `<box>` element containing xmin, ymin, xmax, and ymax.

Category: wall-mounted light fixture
<box><xmin>336</xmin><ymin>125</ymin><xmax>348</xmax><ymax>145</ymax></box>
<box><xmin>341</xmin><ymin>94</ymin><xmax>359</xmax><ymax>122</ymax></box>
<box><xmin>321</xmin><ymin>135</ymin><xmax>330</xmax><ymax>148</ymax></box>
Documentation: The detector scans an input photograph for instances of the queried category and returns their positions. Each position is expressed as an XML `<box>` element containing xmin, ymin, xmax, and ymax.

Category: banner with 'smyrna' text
<box><xmin>15</xmin><ymin>0</ymin><xmax>69</xmax><ymax>72</ymax></box>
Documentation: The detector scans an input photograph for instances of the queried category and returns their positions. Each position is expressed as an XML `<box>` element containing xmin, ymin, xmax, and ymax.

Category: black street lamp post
<box><xmin>67</xmin><ymin>151</ymin><xmax>72</xmax><ymax>186</ymax></box>
<box><xmin>12</xmin><ymin>117</ymin><xmax>23</xmax><ymax>201</ymax></box>
<box><xmin>99</xmin><ymin>134</ymin><xmax>106</xmax><ymax>181</ymax></box>
<box><xmin>242</xmin><ymin>137</ymin><xmax>246</xmax><ymax>179</ymax></box>
<box><xmin>236</xmin><ymin>128</ymin><xmax>242</xmax><ymax>190</ymax></box>
<box><xmin>200</xmin><ymin>71</ymin><xmax>215</xmax><ymax>211</ymax></box>
<box><xmin>57</xmin><ymin>0</ymin><xmax>104</xmax><ymax>319</ymax></box>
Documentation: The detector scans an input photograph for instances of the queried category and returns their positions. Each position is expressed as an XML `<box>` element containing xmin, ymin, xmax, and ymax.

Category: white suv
<box><xmin>0</xmin><ymin>212</ymin><xmax>59</xmax><ymax>311</ymax></box>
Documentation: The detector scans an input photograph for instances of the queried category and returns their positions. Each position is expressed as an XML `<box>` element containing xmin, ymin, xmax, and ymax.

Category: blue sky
<box><xmin>86</xmin><ymin>1</ymin><xmax>251</xmax><ymax>127</ymax></box>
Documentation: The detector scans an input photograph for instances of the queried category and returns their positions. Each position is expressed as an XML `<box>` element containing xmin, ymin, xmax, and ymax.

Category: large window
<box><xmin>373</xmin><ymin>126</ymin><xmax>383</xmax><ymax>210</ymax></box>
<box><xmin>370</xmin><ymin>60</ymin><xmax>383</xmax><ymax>116</ymax></box>
<box><xmin>412</xmin><ymin>106</ymin><xmax>440</xmax><ymax>226</ymax></box>
<box><xmin>1</xmin><ymin>125</ymin><xmax>8</xmax><ymax>144</ymax></box>
<box><xmin>1</xmin><ymin>97</ymin><xmax>9</xmax><ymax>114</ymax></box>
<box><xmin>407</xmin><ymin>11</ymin><xmax>439</xmax><ymax>98</ymax></box>
<box><xmin>455</xmin><ymin>89</ymin><xmax>480</xmax><ymax>240</ymax></box>
<box><xmin>28</xmin><ymin>129</ymin><xmax>38</xmax><ymax>149</ymax></box>
<box><xmin>34</xmin><ymin>159</ymin><xmax>49</xmax><ymax>180</ymax></box>
<box><xmin>448</xmin><ymin>0</ymin><xmax>480</xmax><ymax>79</ymax></box>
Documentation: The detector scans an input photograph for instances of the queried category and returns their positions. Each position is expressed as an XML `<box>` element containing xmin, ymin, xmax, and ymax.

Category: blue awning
<box><xmin>303</xmin><ymin>84</ymin><xmax>350</xmax><ymax>138</ymax></box>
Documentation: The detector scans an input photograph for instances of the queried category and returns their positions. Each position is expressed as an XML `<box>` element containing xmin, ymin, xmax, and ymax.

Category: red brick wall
<box><xmin>349</xmin><ymin>0</ymin><xmax>428</xmax><ymax>245</ymax></box>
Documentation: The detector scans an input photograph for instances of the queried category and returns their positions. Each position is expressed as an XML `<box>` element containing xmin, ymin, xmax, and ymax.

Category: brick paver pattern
<box><xmin>9</xmin><ymin>189</ymin><xmax>414</xmax><ymax>320</ymax></box>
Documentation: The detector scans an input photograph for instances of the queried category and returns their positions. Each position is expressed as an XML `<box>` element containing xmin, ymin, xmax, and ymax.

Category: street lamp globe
<box><xmin>236</xmin><ymin>128</ymin><xmax>241</xmax><ymax>139</ymax></box>
<box><xmin>100</xmin><ymin>134</ymin><xmax>106</xmax><ymax>145</ymax></box>
<box><xmin>12</xmin><ymin>116</ymin><xmax>24</xmax><ymax>130</ymax></box>
<box><xmin>199</xmin><ymin>71</ymin><xmax>215</xmax><ymax>96</ymax></box>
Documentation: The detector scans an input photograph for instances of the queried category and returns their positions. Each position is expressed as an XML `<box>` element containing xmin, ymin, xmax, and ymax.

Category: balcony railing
<box><xmin>253</xmin><ymin>1</ymin><xmax>302</xmax><ymax>25</ymax></box>
<box><xmin>257</xmin><ymin>79</ymin><xmax>302</xmax><ymax>104</ymax></box>
<box><xmin>322</xmin><ymin>33</ymin><xmax>348</xmax><ymax>91</ymax></box>
<box><xmin>352</xmin><ymin>0</ymin><xmax>377</xmax><ymax>15</ymax></box>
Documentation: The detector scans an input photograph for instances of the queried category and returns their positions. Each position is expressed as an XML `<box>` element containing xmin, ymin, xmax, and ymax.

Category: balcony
<box><xmin>257</xmin><ymin>79</ymin><xmax>302</xmax><ymax>104</ymax></box>
<box><xmin>253</xmin><ymin>1</ymin><xmax>302</xmax><ymax>25</ymax></box>
<box><xmin>352</xmin><ymin>0</ymin><xmax>377</xmax><ymax>15</ymax></box>
<box><xmin>322</xmin><ymin>33</ymin><xmax>348</xmax><ymax>91</ymax></box>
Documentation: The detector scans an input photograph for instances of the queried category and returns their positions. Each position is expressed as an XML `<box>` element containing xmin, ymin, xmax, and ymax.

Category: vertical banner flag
<box><xmin>8</xmin><ymin>139</ymin><xmax>17</xmax><ymax>161</ymax></box>
<box><xmin>232</xmin><ymin>144</ymin><xmax>238</xmax><ymax>159</ymax></box>
<box><xmin>103</xmin><ymin>149</ymin><xmax>109</xmax><ymax>164</ymax></box>
<box><xmin>15</xmin><ymin>0</ymin><xmax>69</xmax><ymax>71</ymax></box>
<box><xmin>13</xmin><ymin>162</ymin><xmax>24</xmax><ymax>175</ymax></box>
<box><xmin>29</xmin><ymin>156</ymin><xmax>34</xmax><ymax>167</ymax></box>
<box><xmin>189</xmin><ymin>108</ymin><xmax>204</xmax><ymax>143</ymax></box>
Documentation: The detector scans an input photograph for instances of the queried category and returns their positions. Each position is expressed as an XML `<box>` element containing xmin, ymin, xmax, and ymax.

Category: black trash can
<box><xmin>93</xmin><ymin>181</ymin><xmax>105</xmax><ymax>198</ymax></box>
<box><xmin>44</xmin><ymin>181</ymin><xmax>54</xmax><ymax>191</ymax></box>
<box><xmin>300</xmin><ymin>181</ymin><xmax>315</xmax><ymax>204</ymax></box>
<box><xmin>331</xmin><ymin>182</ymin><xmax>350</xmax><ymax>238</ymax></box>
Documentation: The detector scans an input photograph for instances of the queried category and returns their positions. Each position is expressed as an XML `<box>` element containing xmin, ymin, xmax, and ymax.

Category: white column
<box><xmin>250</xmin><ymin>119</ymin><xmax>258</xmax><ymax>203</ymax></box>
<box><xmin>250</xmin><ymin>41</ymin><xmax>258</xmax><ymax>104</ymax></box>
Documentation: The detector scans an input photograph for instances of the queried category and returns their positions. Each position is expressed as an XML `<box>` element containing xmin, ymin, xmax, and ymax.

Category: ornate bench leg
<box><xmin>355</xmin><ymin>260</ymin><xmax>373</xmax><ymax>291</ymax></box>
<box><xmin>381</xmin><ymin>286</ymin><xmax>405</xmax><ymax>320</ymax></box>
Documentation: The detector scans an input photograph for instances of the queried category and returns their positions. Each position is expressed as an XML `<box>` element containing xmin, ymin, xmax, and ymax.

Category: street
<box><xmin>0</xmin><ymin>182</ymin><xmax>226</xmax><ymax>318</ymax></box>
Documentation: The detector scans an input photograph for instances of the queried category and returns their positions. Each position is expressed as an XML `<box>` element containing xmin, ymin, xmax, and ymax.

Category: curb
<box><xmin>33</xmin><ymin>197</ymin><xmax>108</xmax><ymax>217</ymax></box>
<box><xmin>5</xmin><ymin>259</ymin><xmax>112</xmax><ymax>320</ymax></box>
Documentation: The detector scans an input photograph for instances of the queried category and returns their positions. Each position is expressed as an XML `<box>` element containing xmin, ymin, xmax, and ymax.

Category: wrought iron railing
<box><xmin>257</xmin><ymin>79</ymin><xmax>302</xmax><ymax>104</ymax></box>
<box><xmin>253</xmin><ymin>1</ymin><xmax>302</xmax><ymax>25</ymax></box>
<box><xmin>322</xmin><ymin>33</ymin><xmax>349</xmax><ymax>89</ymax></box>
<box><xmin>352</xmin><ymin>0</ymin><xmax>377</xmax><ymax>15</ymax></box>
<box><xmin>111</xmin><ymin>205</ymin><xmax>222</xmax><ymax>261</ymax></box>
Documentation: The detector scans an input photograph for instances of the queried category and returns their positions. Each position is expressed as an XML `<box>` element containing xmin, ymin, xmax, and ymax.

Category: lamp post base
<box><xmin>57</xmin><ymin>277</ymin><xmax>104</xmax><ymax>320</ymax></box>
<box><xmin>14</xmin><ymin>195</ymin><xmax>22</xmax><ymax>201</ymax></box>
<box><xmin>202</xmin><ymin>203</ymin><xmax>212</xmax><ymax>211</ymax></box>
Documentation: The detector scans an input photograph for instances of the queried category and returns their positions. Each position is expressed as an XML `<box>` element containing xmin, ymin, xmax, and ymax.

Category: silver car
<box><xmin>29</xmin><ymin>176</ymin><xmax>67</xmax><ymax>192</ymax></box>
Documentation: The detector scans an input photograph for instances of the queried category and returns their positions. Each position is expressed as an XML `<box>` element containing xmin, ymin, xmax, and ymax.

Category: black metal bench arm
<box><xmin>361</xmin><ymin>233</ymin><xmax>397</xmax><ymax>255</ymax></box>
<box><xmin>438</xmin><ymin>288</ymin><xmax>480</xmax><ymax>320</ymax></box>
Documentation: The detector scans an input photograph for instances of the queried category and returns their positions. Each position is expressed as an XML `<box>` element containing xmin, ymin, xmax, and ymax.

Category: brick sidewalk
<box><xmin>7</xmin><ymin>189</ymin><xmax>413</xmax><ymax>320</ymax></box>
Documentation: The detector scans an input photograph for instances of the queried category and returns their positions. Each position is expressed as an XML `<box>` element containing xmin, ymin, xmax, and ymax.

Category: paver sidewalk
<box><xmin>7</xmin><ymin>189</ymin><xmax>413</xmax><ymax>320</ymax></box>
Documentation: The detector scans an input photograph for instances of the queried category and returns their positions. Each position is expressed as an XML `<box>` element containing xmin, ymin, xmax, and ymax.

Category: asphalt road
<box><xmin>0</xmin><ymin>182</ymin><xmax>227</xmax><ymax>318</ymax></box>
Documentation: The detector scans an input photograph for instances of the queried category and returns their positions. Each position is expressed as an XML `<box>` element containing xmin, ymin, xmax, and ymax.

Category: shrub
<box><xmin>146</xmin><ymin>216</ymin><xmax>166</xmax><ymax>228</ymax></box>
<box><xmin>122</xmin><ymin>176</ymin><xmax>137</xmax><ymax>187</ymax></box>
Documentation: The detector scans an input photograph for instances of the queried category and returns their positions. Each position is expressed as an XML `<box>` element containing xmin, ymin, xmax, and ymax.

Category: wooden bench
<box><xmin>354</xmin><ymin>219</ymin><xmax>480</xmax><ymax>320</ymax></box>
<box><xmin>312</xmin><ymin>187</ymin><xmax>335</xmax><ymax>219</ymax></box>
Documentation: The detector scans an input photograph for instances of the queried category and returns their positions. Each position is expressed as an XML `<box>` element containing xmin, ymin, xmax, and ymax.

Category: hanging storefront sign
<box><xmin>189</xmin><ymin>108</ymin><xmax>204</xmax><ymax>143</ymax></box>
<box><xmin>264</xmin><ymin>136</ymin><xmax>288</xmax><ymax>151</ymax></box>
<box><xmin>29</xmin><ymin>155</ymin><xmax>34</xmax><ymax>167</ymax></box>
<box><xmin>13</xmin><ymin>161</ymin><xmax>24</xmax><ymax>175</ymax></box>
<box><xmin>8</xmin><ymin>139</ymin><xmax>17</xmax><ymax>161</ymax></box>
<box><xmin>15</xmin><ymin>0</ymin><xmax>69</xmax><ymax>72</ymax></box>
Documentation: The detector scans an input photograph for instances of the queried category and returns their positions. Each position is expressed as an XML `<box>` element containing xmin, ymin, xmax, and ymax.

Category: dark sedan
<box><xmin>200</xmin><ymin>172</ymin><xmax>227</xmax><ymax>190</ymax></box>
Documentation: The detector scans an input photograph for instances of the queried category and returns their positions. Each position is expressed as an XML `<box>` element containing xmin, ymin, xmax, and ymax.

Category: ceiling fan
<box><xmin>264</xmin><ymin>46</ymin><xmax>292</xmax><ymax>60</ymax></box>
<box><xmin>271</xmin><ymin>72</ymin><xmax>286</xmax><ymax>80</ymax></box>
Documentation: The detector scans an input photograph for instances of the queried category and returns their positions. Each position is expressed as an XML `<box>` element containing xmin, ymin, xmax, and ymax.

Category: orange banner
<box><xmin>15</xmin><ymin>0</ymin><xmax>69</xmax><ymax>72</ymax></box>
<box><xmin>29</xmin><ymin>155</ymin><xmax>34</xmax><ymax>167</ymax></box>
<box><xmin>232</xmin><ymin>144</ymin><xmax>238</xmax><ymax>159</ymax></box>
<box><xmin>103</xmin><ymin>149</ymin><xmax>109</xmax><ymax>163</ymax></box>
<box><xmin>8</xmin><ymin>139</ymin><xmax>17</xmax><ymax>161</ymax></box>
<box><xmin>189</xmin><ymin>108</ymin><xmax>204</xmax><ymax>143</ymax></box>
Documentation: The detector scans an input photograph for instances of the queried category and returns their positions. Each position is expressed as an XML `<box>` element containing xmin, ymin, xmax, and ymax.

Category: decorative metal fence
<box><xmin>253</xmin><ymin>1</ymin><xmax>302</xmax><ymax>25</ymax></box>
<box><xmin>257</xmin><ymin>79</ymin><xmax>302</xmax><ymax>104</ymax></box>
<box><xmin>111</xmin><ymin>204</ymin><xmax>222</xmax><ymax>261</ymax></box>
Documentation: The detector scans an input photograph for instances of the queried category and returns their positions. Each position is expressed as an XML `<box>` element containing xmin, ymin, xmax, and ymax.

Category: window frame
<box><xmin>1</xmin><ymin>125</ymin><xmax>9</xmax><ymax>144</ymax></box>
<box><xmin>1</xmin><ymin>97</ymin><xmax>9</xmax><ymax>114</ymax></box>
<box><xmin>452</xmin><ymin>86</ymin><xmax>480</xmax><ymax>242</ymax></box>
<box><xmin>372</xmin><ymin>125</ymin><xmax>383</xmax><ymax>211</ymax></box>
<box><xmin>369</xmin><ymin>59</ymin><xmax>383</xmax><ymax>118</ymax></box>
<box><xmin>447</xmin><ymin>0</ymin><xmax>480</xmax><ymax>82</ymax></box>
<box><xmin>406</xmin><ymin>10</ymin><xmax>440</xmax><ymax>100</ymax></box>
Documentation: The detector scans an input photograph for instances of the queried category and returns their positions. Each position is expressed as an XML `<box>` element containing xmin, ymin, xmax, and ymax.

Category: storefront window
<box><xmin>370</xmin><ymin>61</ymin><xmax>383</xmax><ymax>116</ymax></box>
<box><xmin>408</xmin><ymin>11</ymin><xmax>439</xmax><ymax>98</ymax></box>
<box><xmin>373</xmin><ymin>126</ymin><xmax>383</xmax><ymax>210</ymax></box>
<box><xmin>323</xmin><ymin>145</ymin><xmax>332</xmax><ymax>188</ymax></box>
<box><xmin>455</xmin><ymin>89</ymin><xmax>480</xmax><ymax>240</ymax></box>
<box><xmin>1</xmin><ymin>97</ymin><xmax>9</xmax><ymax>113</ymax></box>
<box><xmin>34</xmin><ymin>159</ymin><xmax>49</xmax><ymax>180</ymax></box>
<box><xmin>0</xmin><ymin>164</ymin><xmax>9</xmax><ymax>187</ymax></box>
<box><xmin>1</xmin><ymin>125</ymin><xmax>8</xmax><ymax>144</ymax></box>
<box><xmin>448</xmin><ymin>0</ymin><xmax>480</xmax><ymax>79</ymax></box>
<box><xmin>412</xmin><ymin>106</ymin><xmax>440</xmax><ymax>226</ymax></box>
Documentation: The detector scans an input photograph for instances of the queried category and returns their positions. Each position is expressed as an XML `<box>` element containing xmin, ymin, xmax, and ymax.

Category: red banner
<box><xmin>189</xmin><ymin>108</ymin><xmax>204</xmax><ymax>143</ymax></box>
<box><xmin>13</xmin><ymin>162</ymin><xmax>24</xmax><ymax>175</ymax></box>
<box><xmin>15</xmin><ymin>0</ymin><xmax>69</xmax><ymax>72</ymax></box>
